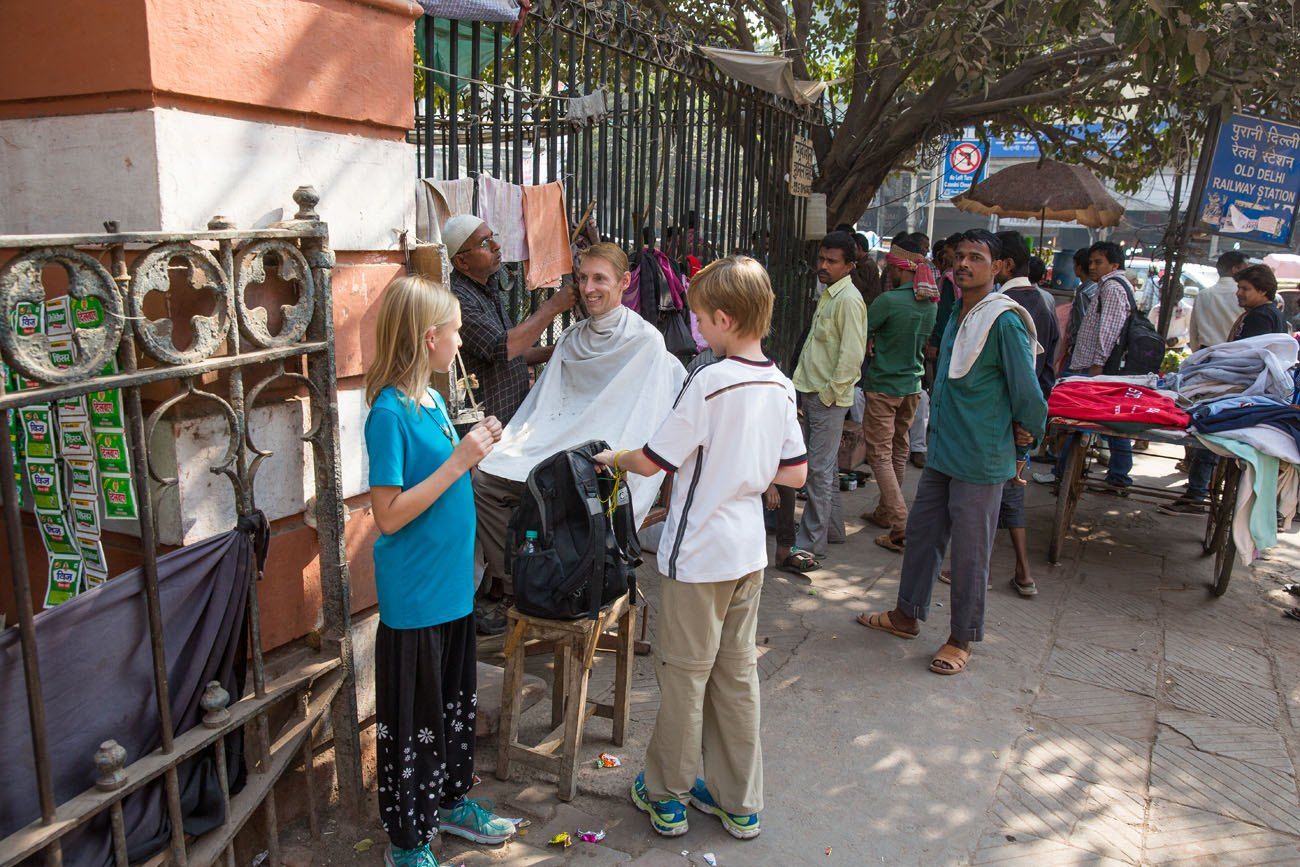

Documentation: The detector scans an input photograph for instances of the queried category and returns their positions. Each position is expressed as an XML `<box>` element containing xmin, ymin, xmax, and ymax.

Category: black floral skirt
<box><xmin>375</xmin><ymin>612</ymin><xmax>477</xmax><ymax>849</ymax></box>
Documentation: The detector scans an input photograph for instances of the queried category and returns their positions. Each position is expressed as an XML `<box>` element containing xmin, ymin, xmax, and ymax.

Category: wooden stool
<box><xmin>496</xmin><ymin>594</ymin><xmax>634</xmax><ymax>801</ymax></box>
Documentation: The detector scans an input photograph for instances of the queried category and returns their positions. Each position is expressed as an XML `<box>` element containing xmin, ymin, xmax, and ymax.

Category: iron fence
<box><xmin>415</xmin><ymin>0</ymin><xmax>817</xmax><ymax>364</ymax></box>
<box><xmin>0</xmin><ymin>187</ymin><xmax>361</xmax><ymax>867</ymax></box>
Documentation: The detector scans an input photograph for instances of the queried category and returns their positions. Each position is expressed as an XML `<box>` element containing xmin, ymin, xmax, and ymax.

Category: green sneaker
<box><xmin>630</xmin><ymin>771</ymin><xmax>689</xmax><ymax>837</ymax></box>
<box><xmin>385</xmin><ymin>844</ymin><xmax>439</xmax><ymax>867</ymax></box>
<box><xmin>689</xmin><ymin>778</ymin><xmax>760</xmax><ymax>839</ymax></box>
<box><xmin>438</xmin><ymin>797</ymin><xmax>515</xmax><ymax>845</ymax></box>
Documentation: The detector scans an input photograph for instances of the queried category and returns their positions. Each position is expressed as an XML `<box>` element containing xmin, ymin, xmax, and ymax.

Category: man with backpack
<box><xmin>1047</xmin><ymin>241</ymin><xmax>1143</xmax><ymax>493</ymax></box>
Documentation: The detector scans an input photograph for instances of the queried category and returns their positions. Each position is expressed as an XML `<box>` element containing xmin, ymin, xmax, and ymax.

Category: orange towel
<box><xmin>522</xmin><ymin>181</ymin><xmax>570</xmax><ymax>291</ymax></box>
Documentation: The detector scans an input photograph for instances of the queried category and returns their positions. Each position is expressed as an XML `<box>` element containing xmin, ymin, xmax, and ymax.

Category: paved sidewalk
<box><xmin>413</xmin><ymin>450</ymin><xmax>1300</xmax><ymax>866</ymax></box>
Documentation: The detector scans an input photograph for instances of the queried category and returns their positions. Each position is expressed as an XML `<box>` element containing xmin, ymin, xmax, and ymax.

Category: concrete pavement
<box><xmin>421</xmin><ymin>447</ymin><xmax>1300</xmax><ymax>865</ymax></box>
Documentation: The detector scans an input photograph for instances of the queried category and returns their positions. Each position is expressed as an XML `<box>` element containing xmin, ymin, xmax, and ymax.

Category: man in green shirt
<box><xmin>858</xmin><ymin>229</ymin><xmax>1046</xmax><ymax>676</ymax></box>
<box><xmin>861</xmin><ymin>233</ymin><xmax>937</xmax><ymax>552</ymax></box>
<box><xmin>792</xmin><ymin>232</ymin><xmax>869</xmax><ymax>563</ymax></box>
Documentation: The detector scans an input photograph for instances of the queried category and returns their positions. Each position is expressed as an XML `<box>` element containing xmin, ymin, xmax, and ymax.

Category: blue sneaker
<box><xmin>630</xmin><ymin>771</ymin><xmax>689</xmax><ymax>837</ymax></box>
<box><xmin>438</xmin><ymin>797</ymin><xmax>515</xmax><ymax>845</ymax></box>
<box><xmin>385</xmin><ymin>844</ymin><xmax>439</xmax><ymax>867</ymax></box>
<box><xmin>689</xmin><ymin>779</ymin><xmax>760</xmax><ymax>839</ymax></box>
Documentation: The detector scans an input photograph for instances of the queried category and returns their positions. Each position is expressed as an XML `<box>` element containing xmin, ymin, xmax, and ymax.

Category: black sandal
<box><xmin>778</xmin><ymin>549</ymin><xmax>820</xmax><ymax>574</ymax></box>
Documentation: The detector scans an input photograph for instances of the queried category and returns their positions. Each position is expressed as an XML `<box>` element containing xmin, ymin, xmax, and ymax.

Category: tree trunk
<box><xmin>817</xmin><ymin>154</ymin><xmax>895</xmax><ymax>228</ymax></box>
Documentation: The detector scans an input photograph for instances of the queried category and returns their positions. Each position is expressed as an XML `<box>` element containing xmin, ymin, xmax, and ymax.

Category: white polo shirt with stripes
<box><xmin>644</xmin><ymin>356</ymin><xmax>807</xmax><ymax>583</ymax></box>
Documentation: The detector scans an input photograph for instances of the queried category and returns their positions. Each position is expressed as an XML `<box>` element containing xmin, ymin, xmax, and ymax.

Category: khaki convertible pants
<box><xmin>644</xmin><ymin>571</ymin><xmax>764</xmax><ymax>815</ymax></box>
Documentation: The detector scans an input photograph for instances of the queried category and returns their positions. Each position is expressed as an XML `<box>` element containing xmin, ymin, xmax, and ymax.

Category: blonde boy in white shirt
<box><xmin>595</xmin><ymin>256</ymin><xmax>808</xmax><ymax>841</ymax></box>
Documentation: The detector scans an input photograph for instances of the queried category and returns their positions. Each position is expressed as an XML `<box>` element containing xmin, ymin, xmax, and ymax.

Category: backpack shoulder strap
<box><xmin>564</xmin><ymin>451</ymin><xmax>608</xmax><ymax>593</ymax></box>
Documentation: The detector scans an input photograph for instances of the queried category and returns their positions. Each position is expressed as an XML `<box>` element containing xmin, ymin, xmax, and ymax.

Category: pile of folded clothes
<box><xmin>1191</xmin><ymin>395</ymin><xmax>1300</xmax><ymax>453</ymax></box>
<box><xmin>1166</xmin><ymin>333</ymin><xmax>1298</xmax><ymax>404</ymax></box>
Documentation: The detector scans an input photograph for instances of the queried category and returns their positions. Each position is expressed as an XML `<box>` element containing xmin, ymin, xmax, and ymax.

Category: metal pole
<box><xmin>924</xmin><ymin>162</ymin><xmax>940</xmax><ymax>242</ymax></box>
<box><xmin>1157</xmin><ymin>166</ymin><xmax>1186</xmax><ymax>338</ymax></box>
<box><xmin>906</xmin><ymin>171</ymin><xmax>920</xmax><ymax>233</ymax></box>
<box><xmin>1158</xmin><ymin>109</ymin><xmax>1222</xmax><ymax>339</ymax></box>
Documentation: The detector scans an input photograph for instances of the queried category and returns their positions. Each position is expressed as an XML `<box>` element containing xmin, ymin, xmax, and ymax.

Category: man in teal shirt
<box><xmin>858</xmin><ymin>229</ymin><xmax>1046</xmax><ymax>676</ymax></box>
<box><xmin>861</xmin><ymin>233</ymin><xmax>937</xmax><ymax>552</ymax></box>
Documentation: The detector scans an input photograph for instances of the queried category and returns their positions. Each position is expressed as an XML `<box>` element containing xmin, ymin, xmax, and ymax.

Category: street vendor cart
<box><xmin>1047</xmin><ymin>417</ymin><xmax>1240</xmax><ymax>595</ymax></box>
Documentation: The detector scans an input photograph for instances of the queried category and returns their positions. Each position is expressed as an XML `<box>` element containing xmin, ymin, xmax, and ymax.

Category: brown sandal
<box><xmin>874</xmin><ymin>533</ymin><xmax>904</xmax><ymax>553</ymax></box>
<box><xmin>929</xmin><ymin>643</ymin><xmax>971</xmax><ymax>675</ymax></box>
<box><xmin>855</xmin><ymin>610</ymin><xmax>918</xmax><ymax>640</ymax></box>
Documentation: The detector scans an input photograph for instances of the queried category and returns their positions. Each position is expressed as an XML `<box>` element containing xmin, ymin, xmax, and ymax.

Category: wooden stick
<box><xmin>570</xmin><ymin>199</ymin><xmax>597</xmax><ymax>245</ymax></box>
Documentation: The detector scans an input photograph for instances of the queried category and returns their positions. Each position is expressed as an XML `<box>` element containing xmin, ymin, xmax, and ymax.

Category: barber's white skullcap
<box><xmin>442</xmin><ymin>214</ymin><xmax>486</xmax><ymax>256</ymax></box>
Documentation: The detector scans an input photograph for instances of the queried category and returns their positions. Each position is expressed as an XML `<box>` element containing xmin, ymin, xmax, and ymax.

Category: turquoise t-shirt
<box><xmin>365</xmin><ymin>386</ymin><xmax>475</xmax><ymax>629</ymax></box>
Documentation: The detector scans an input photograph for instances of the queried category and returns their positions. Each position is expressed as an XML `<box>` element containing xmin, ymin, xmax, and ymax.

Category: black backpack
<box><xmin>1101</xmin><ymin>274</ymin><xmax>1165</xmax><ymax>376</ymax></box>
<box><xmin>506</xmin><ymin>440</ymin><xmax>641</xmax><ymax>621</ymax></box>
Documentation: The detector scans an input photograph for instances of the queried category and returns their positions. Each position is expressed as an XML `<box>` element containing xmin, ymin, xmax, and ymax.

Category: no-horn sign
<box><xmin>942</xmin><ymin>140</ymin><xmax>987</xmax><ymax>198</ymax></box>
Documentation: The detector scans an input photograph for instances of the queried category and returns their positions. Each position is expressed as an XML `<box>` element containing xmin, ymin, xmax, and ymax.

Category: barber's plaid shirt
<box><xmin>1069</xmin><ymin>272</ymin><xmax>1133</xmax><ymax>370</ymax></box>
<box><xmin>450</xmin><ymin>269</ymin><xmax>530</xmax><ymax>424</ymax></box>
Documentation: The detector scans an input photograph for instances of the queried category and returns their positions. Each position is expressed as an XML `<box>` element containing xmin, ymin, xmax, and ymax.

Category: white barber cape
<box><xmin>478</xmin><ymin>305</ymin><xmax>686</xmax><ymax>524</ymax></box>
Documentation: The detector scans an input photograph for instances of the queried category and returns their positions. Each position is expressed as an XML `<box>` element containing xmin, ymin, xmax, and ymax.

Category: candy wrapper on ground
<box><xmin>548</xmin><ymin>832</ymin><xmax>572</xmax><ymax>848</ymax></box>
<box><xmin>577</xmin><ymin>830</ymin><xmax>605</xmax><ymax>843</ymax></box>
<box><xmin>594</xmin><ymin>752</ymin><xmax>622</xmax><ymax>768</ymax></box>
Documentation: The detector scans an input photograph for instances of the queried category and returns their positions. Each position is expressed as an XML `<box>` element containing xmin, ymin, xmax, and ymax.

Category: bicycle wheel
<box><xmin>1050</xmin><ymin>437</ymin><xmax>1086</xmax><ymax>565</ymax></box>
<box><xmin>1202</xmin><ymin>459</ymin><xmax>1228</xmax><ymax>555</ymax></box>
<box><xmin>1210</xmin><ymin>463</ymin><xmax>1240</xmax><ymax>597</ymax></box>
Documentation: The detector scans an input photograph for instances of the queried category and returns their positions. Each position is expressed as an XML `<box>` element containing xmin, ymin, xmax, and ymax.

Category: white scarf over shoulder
<box><xmin>948</xmin><ymin>291</ymin><xmax>1042</xmax><ymax>379</ymax></box>
<box><xmin>479</xmin><ymin>305</ymin><xmax>686</xmax><ymax>524</ymax></box>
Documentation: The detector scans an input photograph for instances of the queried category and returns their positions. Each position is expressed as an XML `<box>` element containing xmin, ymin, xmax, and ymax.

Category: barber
<box><xmin>443</xmin><ymin>214</ymin><xmax>576</xmax><ymax>634</ymax></box>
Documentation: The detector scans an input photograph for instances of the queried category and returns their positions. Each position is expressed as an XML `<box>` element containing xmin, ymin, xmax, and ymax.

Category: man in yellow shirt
<box><xmin>792</xmin><ymin>231</ymin><xmax>869</xmax><ymax>563</ymax></box>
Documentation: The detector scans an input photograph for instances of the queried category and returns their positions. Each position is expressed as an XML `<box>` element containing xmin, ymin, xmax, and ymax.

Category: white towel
<box><xmin>477</xmin><ymin>172</ymin><xmax>528</xmax><ymax>262</ymax></box>
<box><xmin>415</xmin><ymin>177</ymin><xmax>475</xmax><ymax>244</ymax></box>
<box><xmin>948</xmin><ymin>293</ymin><xmax>1041</xmax><ymax>380</ymax></box>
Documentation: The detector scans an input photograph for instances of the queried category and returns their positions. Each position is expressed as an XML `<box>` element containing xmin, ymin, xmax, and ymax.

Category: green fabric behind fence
<box><xmin>417</xmin><ymin>18</ymin><xmax>508</xmax><ymax>95</ymax></box>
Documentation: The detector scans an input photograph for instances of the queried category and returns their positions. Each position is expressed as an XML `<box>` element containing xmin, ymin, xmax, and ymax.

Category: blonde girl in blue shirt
<box><xmin>363</xmin><ymin>275</ymin><xmax>513</xmax><ymax>867</ymax></box>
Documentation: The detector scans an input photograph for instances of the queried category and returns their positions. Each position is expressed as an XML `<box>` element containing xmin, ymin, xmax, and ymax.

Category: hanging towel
<box><xmin>477</xmin><ymin>172</ymin><xmax>528</xmax><ymax>262</ymax></box>
<box><xmin>416</xmin><ymin>177</ymin><xmax>476</xmax><ymax>245</ymax></box>
<box><xmin>1198</xmin><ymin>433</ymin><xmax>1279</xmax><ymax>567</ymax></box>
<box><xmin>522</xmin><ymin>181</ymin><xmax>571</xmax><ymax>290</ymax></box>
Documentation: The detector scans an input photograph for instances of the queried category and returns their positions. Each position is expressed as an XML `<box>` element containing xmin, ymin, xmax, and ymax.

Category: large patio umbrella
<box><xmin>951</xmin><ymin>159</ymin><xmax>1125</xmax><ymax>243</ymax></box>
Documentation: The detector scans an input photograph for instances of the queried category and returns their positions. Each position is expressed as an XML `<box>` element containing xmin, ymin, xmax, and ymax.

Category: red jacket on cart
<box><xmin>1048</xmin><ymin>380</ymin><xmax>1190</xmax><ymax>431</ymax></box>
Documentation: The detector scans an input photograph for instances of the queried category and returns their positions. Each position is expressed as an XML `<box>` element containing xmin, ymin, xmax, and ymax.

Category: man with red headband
<box><xmin>860</xmin><ymin>233</ymin><xmax>938</xmax><ymax>552</ymax></box>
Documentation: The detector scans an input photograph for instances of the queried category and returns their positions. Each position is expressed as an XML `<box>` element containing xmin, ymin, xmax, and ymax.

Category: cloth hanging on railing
<box><xmin>0</xmin><ymin>515</ymin><xmax>265</xmax><ymax>867</ymax></box>
<box><xmin>566</xmin><ymin>89</ymin><xmax>609</xmax><ymax>126</ymax></box>
<box><xmin>416</xmin><ymin>177</ymin><xmax>476</xmax><ymax>245</ymax></box>
<box><xmin>476</xmin><ymin>172</ymin><xmax>528</xmax><ymax>262</ymax></box>
<box><xmin>522</xmin><ymin>181</ymin><xmax>571</xmax><ymax>290</ymax></box>
<box><xmin>697</xmin><ymin>45</ymin><xmax>837</xmax><ymax>106</ymax></box>
<box><xmin>418</xmin><ymin>0</ymin><xmax>520</xmax><ymax>23</ymax></box>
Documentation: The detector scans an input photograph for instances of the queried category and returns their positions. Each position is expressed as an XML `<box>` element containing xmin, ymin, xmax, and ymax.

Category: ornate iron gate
<box><xmin>416</xmin><ymin>0</ymin><xmax>818</xmax><ymax>363</ymax></box>
<box><xmin>0</xmin><ymin>187</ymin><xmax>361</xmax><ymax>866</ymax></box>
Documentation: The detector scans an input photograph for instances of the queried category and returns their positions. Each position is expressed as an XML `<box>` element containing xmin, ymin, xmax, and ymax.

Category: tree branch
<box><xmin>949</xmin><ymin>63</ymin><xmax>1133</xmax><ymax>119</ymax></box>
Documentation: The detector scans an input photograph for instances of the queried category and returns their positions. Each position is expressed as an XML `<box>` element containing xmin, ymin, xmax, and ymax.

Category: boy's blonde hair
<box><xmin>579</xmin><ymin>242</ymin><xmax>629</xmax><ymax>276</ymax></box>
<box><xmin>364</xmin><ymin>274</ymin><xmax>460</xmax><ymax>406</ymax></box>
<box><xmin>687</xmin><ymin>255</ymin><xmax>773</xmax><ymax>339</ymax></box>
